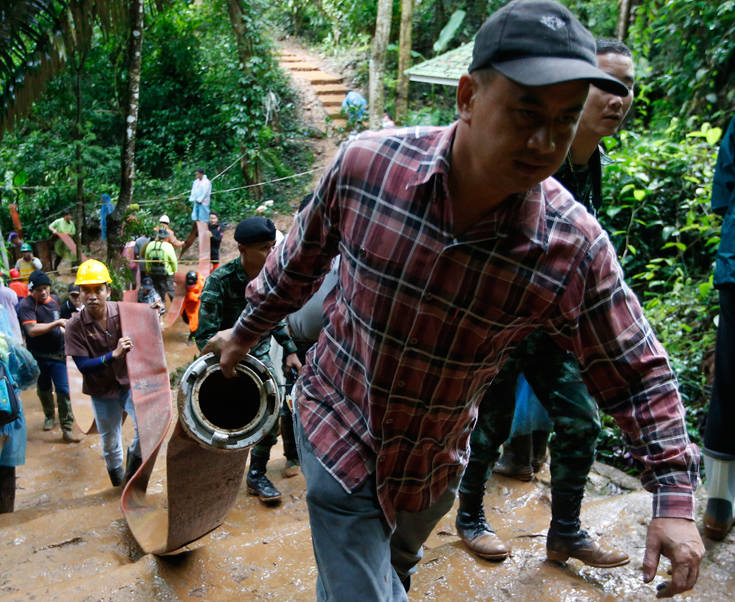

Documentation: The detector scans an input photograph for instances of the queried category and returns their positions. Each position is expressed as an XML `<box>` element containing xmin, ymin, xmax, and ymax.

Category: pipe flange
<box><xmin>177</xmin><ymin>352</ymin><xmax>280</xmax><ymax>452</ymax></box>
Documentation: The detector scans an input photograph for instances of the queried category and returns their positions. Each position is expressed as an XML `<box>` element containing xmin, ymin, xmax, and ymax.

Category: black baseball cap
<box><xmin>469</xmin><ymin>0</ymin><xmax>629</xmax><ymax>96</ymax></box>
<box><xmin>234</xmin><ymin>217</ymin><xmax>276</xmax><ymax>245</ymax></box>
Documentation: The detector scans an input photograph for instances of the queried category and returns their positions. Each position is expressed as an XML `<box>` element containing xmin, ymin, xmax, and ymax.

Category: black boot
<box><xmin>124</xmin><ymin>451</ymin><xmax>143</xmax><ymax>484</ymax></box>
<box><xmin>108</xmin><ymin>466</ymin><xmax>125</xmax><ymax>487</ymax></box>
<box><xmin>531</xmin><ymin>430</ymin><xmax>550</xmax><ymax>472</ymax></box>
<box><xmin>246</xmin><ymin>453</ymin><xmax>281</xmax><ymax>504</ymax></box>
<box><xmin>546</xmin><ymin>488</ymin><xmax>629</xmax><ymax>568</ymax></box>
<box><xmin>493</xmin><ymin>434</ymin><xmax>533</xmax><ymax>481</ymax></box>
<box><xmin>455</xmin><ymin>491</ymin><xmax>509</xmax><ymax>560</ymax></box>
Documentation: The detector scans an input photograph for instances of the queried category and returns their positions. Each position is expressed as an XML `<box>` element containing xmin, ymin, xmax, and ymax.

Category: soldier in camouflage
<box><xmin>196</xmin><ymin>217</ymin><xmax>302</xmax><ymax>505</ymax></box>
<box><xmin>457</xmin><ymin>39</ymin><xmax>636</xmax><ymax>568</ymax></box>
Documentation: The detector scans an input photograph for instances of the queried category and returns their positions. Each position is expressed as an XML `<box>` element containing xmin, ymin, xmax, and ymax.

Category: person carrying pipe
<box><xmin>204</xmin><ymin>1</ymin><xmax>703</xmax><ymax>597</ymax></box>
<box><xmin>64</xmin><ymin>259</ymin><xmax>141</xmax><ymax>486</ymax></box>
<box><xmin>48</xmin><ymin>208</ymin><xmax>76</xmax><ymax>271</ymax></box>
<box><xmin>195</xmin><ymin>216</ymin><xmax>302</xmax><ymax>505</ymax></box>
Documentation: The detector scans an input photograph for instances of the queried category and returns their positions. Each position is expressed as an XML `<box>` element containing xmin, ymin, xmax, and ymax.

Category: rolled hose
<box><xmin>117</xmin><ymin>302</ymin><xmax>280</xmax><ymax>555</ymax></box>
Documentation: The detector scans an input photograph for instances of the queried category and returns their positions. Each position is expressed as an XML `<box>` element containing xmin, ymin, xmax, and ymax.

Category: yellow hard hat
<box><xmin>75</xmin><ymin>259</ymin><xmax>112</xmax><ymax>286</ymax></box>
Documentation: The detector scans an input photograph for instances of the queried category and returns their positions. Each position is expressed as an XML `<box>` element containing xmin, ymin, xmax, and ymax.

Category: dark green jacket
<box><xmin>195</xmin><ymin>257</ymin><xmax>298</xmax><ymax>361</ymax></box>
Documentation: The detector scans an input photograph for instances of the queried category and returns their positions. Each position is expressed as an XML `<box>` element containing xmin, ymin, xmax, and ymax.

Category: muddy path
<box><xmin>2</xmin><ymin>41</ymin><xmax>734</xmax><ymax>602</ymax></box>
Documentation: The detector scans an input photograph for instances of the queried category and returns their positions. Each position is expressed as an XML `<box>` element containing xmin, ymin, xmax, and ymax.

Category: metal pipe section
<box><xmin>177</xmin><ymin>352</ymin><xmax>280</xmax><ymax>451</ymax></box>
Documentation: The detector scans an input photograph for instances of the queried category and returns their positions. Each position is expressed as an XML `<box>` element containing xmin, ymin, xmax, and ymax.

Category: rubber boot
<box><xmin>246</xmin><ymin>453</ymin><xmax>281</xmax><ymax>504</ymax></box>
<box><xmin>546</xmin><ymin>488</ymin><xmax>629</xmax><ymax>568</ymax></box>
<box><xmin>703</xmin><ymin>453</ymin><xmax>735</xmax><ymax>540</ymax></box>
<box><xmin>124</xmin><ymin>451</ymin><xmax>143</xmax><ymax>484</ymax></box>
<box><xmin>0</xmin><ymin>466</ymin><xmax>15</xmax><ymax>513</ymax></box>
<box><xmin>455</xmin><ymin>491</ymin><xmax>510</xmax><ymax>560</ymax></box>
<box><xmin>531</xmin><ymin>429</ymin><xmax>550</xmax><ymax>472</ymax></box>
<box><xmin>108</xmin><ymin>466</ymin><xmax>125</xmax><ymax>487</ymax></box>
<box><xmin>37</xmin><ymin>389</ymin><xmax>56</xmax><ymax>430</ymax></box>
<box><xmin>493</xmin><ymin>434</ymin><xmax>533</xmax><ymax>481</ymax></box>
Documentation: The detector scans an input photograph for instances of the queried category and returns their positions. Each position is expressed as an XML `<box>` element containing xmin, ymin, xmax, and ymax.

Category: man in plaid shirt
<box><xmin>206</xmin><ymin>1</ymin><xmax>703</xmax><ymax>599</ymax></box>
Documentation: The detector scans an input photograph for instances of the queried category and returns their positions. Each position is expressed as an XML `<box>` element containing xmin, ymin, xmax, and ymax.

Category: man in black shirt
<box><xmin>17</xmin><ymin>271</ymin><xmax>79</xmax><ymax>442</ymax></box>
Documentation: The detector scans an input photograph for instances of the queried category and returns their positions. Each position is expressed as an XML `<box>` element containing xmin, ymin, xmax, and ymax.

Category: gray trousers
<box><xmin>294</xmin><ymin>410</ymin><xmax>459</xmax><ymax>601</ymax></box>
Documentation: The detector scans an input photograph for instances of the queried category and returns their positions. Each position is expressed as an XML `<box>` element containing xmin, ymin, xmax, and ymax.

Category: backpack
<box><xmin>0</xmin><ymin>362</ymin><xmax>21</xmax><ymax>426</ymax></box>
<box><xmin>147</xmin><ymin>242</ymin><xmax>168</xmax><ymax>276</ymax></box>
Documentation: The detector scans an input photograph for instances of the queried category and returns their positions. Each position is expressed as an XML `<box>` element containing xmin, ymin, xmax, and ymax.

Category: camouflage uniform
<box><xmin>461</xmin><ymin>149</ymin><xmax>605</xmax><ymax>499</ymax></box>
<box><xmin>196</xmin><ymin>257</ymin><xmax>298</xmax><ymax>457</ymax></box>
<box><xmin>460</xmin><ymin>331</ymin><xmax>601</xmax><ymax>495</ymax></box>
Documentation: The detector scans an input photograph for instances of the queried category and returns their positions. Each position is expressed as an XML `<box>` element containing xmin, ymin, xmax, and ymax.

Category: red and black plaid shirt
<box><xmin>234</xmin><ymin>124</ymin><xmax>699</xmax><ymax>526</ymax></box>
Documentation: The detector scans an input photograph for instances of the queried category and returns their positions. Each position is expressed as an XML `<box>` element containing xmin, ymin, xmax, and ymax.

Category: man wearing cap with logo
<box><xmin>65</xmin><ymin>259</ymin><xmax>141</xmax><ymax>486</ymax></box>
<box><xmin>14</xmin><ymin>243</ymin><xmax>42</xmax><ymax>284</ymax></box>
<box><xmin>60</xmin><ymin>284</ymin><xmax>83</xmax><ymax>320</ymax></box>
<box><xmin>196</xmin><ymin>216</ymin><xmax>302</xmax><ymax>505</ymax></box>
<box><xmin>205</xmin><ymin>1</ymin><xmax>703</xmax><ymax>598</ymax></box>
<box><xmin>17</xmin><ymin>270</ymin><xmax>79</xmax><ymax>442</ymax></box>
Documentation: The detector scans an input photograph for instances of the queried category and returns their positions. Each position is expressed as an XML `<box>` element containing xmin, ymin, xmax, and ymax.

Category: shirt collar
<box><xmin>405</xmin><ymin>122</ymin><xmax>457</xmax><ymax>190</ymax></box>
<box><xmin>404</xmin><ymin>121</ymin><xmax>551</xmax><ymax>250</ymax></box>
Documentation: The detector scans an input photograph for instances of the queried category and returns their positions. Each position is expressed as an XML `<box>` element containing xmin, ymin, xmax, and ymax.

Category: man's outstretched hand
<box><xmin>201</xmin><ymin>328</ymin><xmax>255</xmax><ymax>378</ymax></box>
<box><xmin>643</xmin><ymin>517</ymin><xmax>704</xmax><ymax>598</ymax></box>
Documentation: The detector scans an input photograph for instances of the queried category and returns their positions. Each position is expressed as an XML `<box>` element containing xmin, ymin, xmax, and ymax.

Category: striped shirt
<box><xmin>234</xmin><ymin>124</ymin><xmax>699</xmax><ymax>526</ymax></box>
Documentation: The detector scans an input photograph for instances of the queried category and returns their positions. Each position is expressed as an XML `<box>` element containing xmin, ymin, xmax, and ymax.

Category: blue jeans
<box><xmin>91</xmin><ymin>389</ymin><xmax>140</xmax><ymax>472</ymax></box>
<box><xmin>36</xmin><ymin>358</ymin><xmax>69</xmax><ymax>396</ymax></box>
<box><xmin>293</xmin><ymin>409</ymin><xmax>459</xmax><ymax>601</ymax></box>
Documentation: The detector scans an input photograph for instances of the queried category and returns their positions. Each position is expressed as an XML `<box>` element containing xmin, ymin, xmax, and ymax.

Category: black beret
<box><xmin>234</xmin><ymin>217</ymin><xmax>276</xmax><ymax>245</ymax></box>
<box><xmin>28</xmin><ymin>270</ymin><xmax>51</xmax><ymax>290</ymax></box>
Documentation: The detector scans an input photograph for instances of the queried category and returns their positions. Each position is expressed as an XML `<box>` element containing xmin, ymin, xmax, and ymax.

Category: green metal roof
<box><xmin>404</xmin><ymin>42</ymin><xmax>473</xmax><ymax>87</ymax></box>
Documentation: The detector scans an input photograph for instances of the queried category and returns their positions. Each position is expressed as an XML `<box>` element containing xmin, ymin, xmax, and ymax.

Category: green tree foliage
<box><xmin>628</xmin><ymin>0</ymin><xmax>735</xmax><ymax>126</ymax></box>
<box><xmin>1</xmin><ymin>0</ymin><xmax>311</xmax><ymax>247</ymax></box>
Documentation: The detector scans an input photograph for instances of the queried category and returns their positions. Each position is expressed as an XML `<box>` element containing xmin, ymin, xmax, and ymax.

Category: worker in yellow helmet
<box><xmin>64</xmin><ymin>259</ymin><xmax>141</xmax><ymax>486</ymax></box>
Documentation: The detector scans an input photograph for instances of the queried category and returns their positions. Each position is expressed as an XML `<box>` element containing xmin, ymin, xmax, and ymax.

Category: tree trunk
<box><xmin>226</xmin><ymin>0</ymin><xmax>263</xmax><ymax>199</ymax></box>
<box><xmin>73</xmin><ymin>50</ymin><xmax>88</xmax><ymax>265</ymax></box>
<box><xmin>395</xmin><ymin>0</ymin><xmax>414</xmax><ymax>125</ymax></box>
<box><xmin>368</xmin><ymin>0</ymin><xmax>393</xmax><ymax>130</ymax></box>
<box><xmin>617</xmin><ymin>0</ymin><xmax>633</xmax><ymax>41</ymax></box>
<box><xmin>108</xmin><ymin>0</ymin><xmax>144</xmax><ymax>265</ymax></box>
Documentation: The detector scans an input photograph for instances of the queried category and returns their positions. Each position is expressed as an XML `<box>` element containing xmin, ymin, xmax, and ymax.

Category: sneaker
<box><xmin>43</xmin><ymin>417</ymin><xmax>55</xmax><ymax>431</ymax></box>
